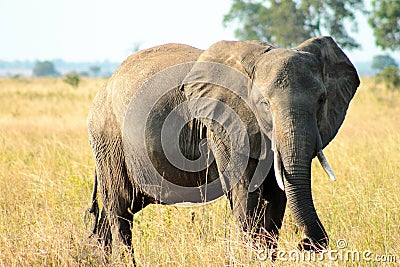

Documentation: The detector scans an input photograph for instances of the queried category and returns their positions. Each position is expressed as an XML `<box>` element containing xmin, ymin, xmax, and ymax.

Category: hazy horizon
<box><xmin>1</xmin><ymin>0</ymin><xmax>400</xmax><ymax>64</ymax></box>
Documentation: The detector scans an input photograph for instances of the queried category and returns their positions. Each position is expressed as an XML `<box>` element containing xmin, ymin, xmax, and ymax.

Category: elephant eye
<box><xmin>318</xmin><ymin>94</ymin><xmax>326</xmax><ymax>105</ymax></box>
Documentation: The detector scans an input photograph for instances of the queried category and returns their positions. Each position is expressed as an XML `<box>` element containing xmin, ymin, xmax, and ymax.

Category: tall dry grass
<box><xmin>0</xmin><ymin>77</ymin><xmax>398</xmax><ymax>266</ymax></box>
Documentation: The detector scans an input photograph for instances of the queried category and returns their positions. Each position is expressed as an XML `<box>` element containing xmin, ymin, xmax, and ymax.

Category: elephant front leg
<box><xmin>261</xmin><ymin>166</ymin><xmax>287</xmax><ymax>257</ymax></box>
<box><xmin>228</xmin><ymin>180</ymin><xmax>265</xmax><ymax>235</ymax></box>
<box><xmin>226</xmin><ymin>158</ymin><xmax>267</xmax><ymax>238</ymax></box>
<box><xmin>207</xmin><ymin>132</ymin><xmax>268</xmax><ymax>244</ymax></box>
<box><xmin>227</xmin><ymin>158</ymin><xmax>286</xmax><ymax>261</ymax></box>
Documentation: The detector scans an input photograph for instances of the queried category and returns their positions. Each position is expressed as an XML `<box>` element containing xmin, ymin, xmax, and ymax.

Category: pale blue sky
<box><xmin>1</xmin><ymin>0</ymin><xmax>398</xmax><ymax>63</ymax></box>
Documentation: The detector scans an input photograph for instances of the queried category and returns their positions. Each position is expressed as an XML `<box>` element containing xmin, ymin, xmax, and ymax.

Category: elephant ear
<box><xmin>294</xmin><ymin>36</ymin><xmax>360</xmax><ymax>148</ymax></box>
<box><xmin>181</xmin><ymin>41</ymin><xmax>274</xmax><ymax>160</ymax></box>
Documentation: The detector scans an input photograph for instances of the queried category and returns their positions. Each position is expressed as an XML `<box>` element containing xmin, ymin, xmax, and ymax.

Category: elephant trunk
<box><xmin>274</xmin><ymin>113</ymin><xmax>328</xmax><ymax>249</ymax></box>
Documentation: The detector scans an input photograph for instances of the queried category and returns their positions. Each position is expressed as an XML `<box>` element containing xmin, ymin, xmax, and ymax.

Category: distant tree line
<box><xmin>0</xmin><ymin>59</ymin><xmax>119</xmax><ymax>78</ymax></box>
<box><xmin>32</xmin><ymin>61</ymin><xmax>108</xmax><ymax>78</ymax></box>
<box><xmin>30</xmin><ymin>61</ymin><xmax>110</xmax><ymax>88</ymax></box>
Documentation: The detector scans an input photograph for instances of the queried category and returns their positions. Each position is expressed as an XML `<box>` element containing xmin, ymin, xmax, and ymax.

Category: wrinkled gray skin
<box><xmin>87</xmin><ymin>37</ymin><xmax>359</xmax><ymax>256</ymax></box>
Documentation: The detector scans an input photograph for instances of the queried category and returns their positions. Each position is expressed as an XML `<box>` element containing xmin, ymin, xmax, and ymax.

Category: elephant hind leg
<box><xmin>109</xmin><ymin>209</ymin><xmax>133</xmax><ymax>251</ymax></box>
<box><xmin>107</xmin><ymin>190</ymin><xmax>155</xmax><ymax>267</ymax></box>
<box><xmin>97</xmin><ymin>208</ymin><xmax>113</xmax><ymax>249</ymax></box>
<box><xmin>90</xmin><ymin>143</ymin><xmax>136</xmax><ymax>256</ymax></box>
<box><xmin>87</xmin><ymin>170</ymin><xmax>112</xmax><ymax>249</ymax></box>
<box><xmin>111</xmin><ymin>191</ymin><xmax>155</xmax><ymax>247</ymax></box>
<box><xmin>88</xmin><ymin>170</ymin><xmax>100</xmax><ymax>235</ymax></box>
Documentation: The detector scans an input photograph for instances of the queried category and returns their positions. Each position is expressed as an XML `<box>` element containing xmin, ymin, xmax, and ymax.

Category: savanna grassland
<box><xmin>0</xmin><ymin>77</ymin><xmax>399</xmax><ymax>266</ymax></box>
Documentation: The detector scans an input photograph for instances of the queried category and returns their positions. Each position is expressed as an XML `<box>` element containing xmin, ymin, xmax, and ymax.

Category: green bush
<box><xmin>63</xmin><ymin>72</ymin><xmax>80</xmax><ymax>88</ymax></box>
<box><xmin>376</xmin><ymin>66</ymin><xmax>400</xmax><ymax>91</ymax></box>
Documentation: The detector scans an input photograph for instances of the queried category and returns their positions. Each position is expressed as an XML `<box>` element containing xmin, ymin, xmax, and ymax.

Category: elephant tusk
<box><xmin>316</xmin><ymin>150</ymin><xmax>336</xmax><ymax>181</ymax></box>
<box><xmin>274</xmin><ymin>150</ymin><xmax>285</xmax><ymax>191</ymax></box>
<box><xmin>272</xmin><ymin>134</ymin><xmax>284</xmax><ymax>191</ymax></box>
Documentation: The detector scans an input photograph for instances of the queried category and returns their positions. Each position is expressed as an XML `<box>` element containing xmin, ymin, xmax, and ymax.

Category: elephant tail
<box><xmin>87</xmin><ymin>170</ymin><xmax>100</xmax><ymax>236</ymax></box>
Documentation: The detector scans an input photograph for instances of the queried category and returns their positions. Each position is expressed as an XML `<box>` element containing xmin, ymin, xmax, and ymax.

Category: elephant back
<box><xmin>107</xmin><ymin>43</ymin><xmax>203</xmax><ymax>128</ymax></box>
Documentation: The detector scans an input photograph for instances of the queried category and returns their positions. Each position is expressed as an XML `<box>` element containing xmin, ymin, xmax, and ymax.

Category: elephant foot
<box><xmin>297</xmin><ymin>237</ymin><xmax>328</xmax><ymax>252</ymax></box>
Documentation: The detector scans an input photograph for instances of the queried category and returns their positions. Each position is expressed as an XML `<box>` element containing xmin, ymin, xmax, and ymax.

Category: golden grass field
<box><xmin>0</xmin><ymin>77</ymin><xmax>399</xmax><ymax>266</ymax></box>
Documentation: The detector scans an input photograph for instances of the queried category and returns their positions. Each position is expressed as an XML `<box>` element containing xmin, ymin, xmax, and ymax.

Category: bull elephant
<box><xmin>87</xmin><ymin>36</ymin><xmax>359</xmax><ymax>258</ymax></box>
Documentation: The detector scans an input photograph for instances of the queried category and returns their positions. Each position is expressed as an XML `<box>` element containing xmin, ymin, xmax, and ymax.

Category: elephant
<box><xmin>87</xmin><ymin>36</ymin><xmax>360</xmax><ymax>258</ymax></box>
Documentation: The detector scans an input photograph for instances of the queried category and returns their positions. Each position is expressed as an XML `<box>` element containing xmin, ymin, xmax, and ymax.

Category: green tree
<box><xmin>369</xmin><ymin>1</ymin><xmax>400</xmax><ymax>50</ymax></box>
<box><xmin>32</xmin><ymin>61</ymin><xmax>59</xmax><ymax>77</ymax></box>
<box><xmin>372</xmin><ymin>55</ymin><xmax>398</xmax><ymax>71</ymax></box>
<box><xmin>223</xmin><ymin>0</ymin><xmax>365</xmax><ymax>49</ymax></box>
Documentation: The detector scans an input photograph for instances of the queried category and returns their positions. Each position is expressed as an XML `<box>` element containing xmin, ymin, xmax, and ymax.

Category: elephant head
<box><xmin>182</xmin><ymin>37</ymin><xmax>360</xmax><ymax>249</ymax></box>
